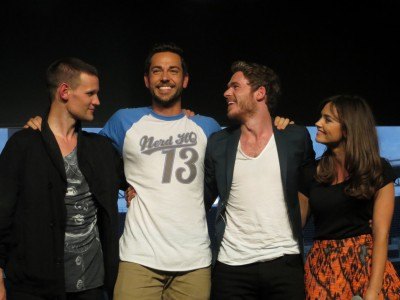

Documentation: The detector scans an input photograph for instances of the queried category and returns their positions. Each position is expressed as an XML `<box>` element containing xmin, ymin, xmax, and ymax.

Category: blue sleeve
<box><xmin>191</xmin><ymin>115</ymin><xmax>221</xmax><ymax>138</ymax></box>
<box><xmin>99</xmin><ymin>107</ymin><xmax>151</xmax><ymax>155</ymax></box>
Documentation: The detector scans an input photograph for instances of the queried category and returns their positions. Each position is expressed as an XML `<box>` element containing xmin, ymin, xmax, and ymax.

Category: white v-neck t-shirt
<box><xmin>218</xmin><ymin>135</ymin><xmax>299</xmax><ymax>265</ymax></box>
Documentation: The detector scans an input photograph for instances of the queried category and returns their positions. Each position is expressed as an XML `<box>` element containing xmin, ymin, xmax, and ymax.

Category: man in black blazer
<box><xmin>0</xmin><ymin>58</ymin><xmax>125</xmax><ymax>300</ymax></box>
<box><xmin>204</xmin><ymin>61</ymin><xmax>315</xmax><ymax>299</ymax></box>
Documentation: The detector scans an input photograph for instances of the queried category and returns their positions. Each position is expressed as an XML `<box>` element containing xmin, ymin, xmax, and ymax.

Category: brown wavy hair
<box><xmin>231</xmin><ymin>61</ymin><xmax>281</xmax><ymax>115</ymax></box>
<box><xmin>316</xmin><ymin>95</ymin><xmax>384</xmax><ymax>199</ymax></box>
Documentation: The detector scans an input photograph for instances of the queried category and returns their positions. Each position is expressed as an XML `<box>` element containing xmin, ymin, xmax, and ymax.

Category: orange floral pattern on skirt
<box><xmin>305</xmin><ymin>234</ymin><xmax>400</xmax><ymax>299</ymax></box>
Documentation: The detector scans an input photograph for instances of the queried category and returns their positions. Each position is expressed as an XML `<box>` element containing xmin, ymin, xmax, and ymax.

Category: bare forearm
<box><xmin>298</xmin><ymin>192</ymin><xmax>310</xmax><ymax>228</ymax></box>
<box><xmin>368</xmin><ymin>232</ymin><xmax>389</xmax><ymax>294</ymax></box>
<box><xmin>367</xmin><ymin>183</ymin><xmax>395</xmax><ymax>299</ymax></box>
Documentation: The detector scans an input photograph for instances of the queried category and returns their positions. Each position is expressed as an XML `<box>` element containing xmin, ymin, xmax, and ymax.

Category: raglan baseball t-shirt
<box><xmin>100</xmin><ymin>107</ymin><xmax>220</xmax><ymax>271</ymax></box>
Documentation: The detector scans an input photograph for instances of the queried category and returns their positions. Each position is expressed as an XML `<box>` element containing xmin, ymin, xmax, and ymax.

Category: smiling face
<box><xmin>224</xmin><ymin>71</ymin><xmax>258</xmax><ymax>121</ymax></box>
<box><xmin>144</xmin><ymin>51</ymin><xmax>188</xmax><ymax>109</ymax></box>
<box><xmin>315</xmin><ymin>101</ymin><xmax>345</xmax><ymax>147</ymax></box>
<box><xmin>65</xmin><ymin>72</ymin><xmax>100</xmax><ymax>122</ymax></box>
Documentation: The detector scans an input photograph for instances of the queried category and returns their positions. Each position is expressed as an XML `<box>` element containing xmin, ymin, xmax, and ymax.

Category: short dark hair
<box><xmin>144</xmin><ymin>42</ymin><xmax>188</xmax><ymax>75</ymax></box>
<box><xmin>46</xmin><ymin>57</ymin><xmax>98</xmax><ymax>102</ymax></box>
<box><xmin>231</xmin><ymin>61</ymin><xmax>281</xmax><ymax>114</ymax></box>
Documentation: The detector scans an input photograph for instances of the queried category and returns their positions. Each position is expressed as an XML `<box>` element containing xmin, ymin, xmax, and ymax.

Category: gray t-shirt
<box><xmin>63</xmin><ymin>148</ymin><xmax>104</xmax><ymax>292</ymax></box>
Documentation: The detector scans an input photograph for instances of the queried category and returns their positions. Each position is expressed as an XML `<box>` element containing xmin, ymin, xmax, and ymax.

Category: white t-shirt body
<box><xmin>218</xmin><ymin>135</ymin><xmax>299</xmax><ymax>265</ymax></box>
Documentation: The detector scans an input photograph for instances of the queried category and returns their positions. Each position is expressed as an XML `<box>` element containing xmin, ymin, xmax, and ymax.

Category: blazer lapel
<box><xmin>225</xmin><ymin>127</ymin><xmax>241</xmax><ymax>197</ymax></box>
<box><xmin>273</xmin><ymin>126</ymin><xmax>288</xmax><ymax>191</ymax></box>
<box><xmin>76</xmin><ymin>130</ymin><xmax>94</xmax><ymax>185</ymax></box>
<box><xmin>41</xmin><ymin>119</ymin><xmax>67</xmax><ymax>182</ymax></box>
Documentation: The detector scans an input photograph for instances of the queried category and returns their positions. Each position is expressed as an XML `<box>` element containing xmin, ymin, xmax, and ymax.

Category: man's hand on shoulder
<box><xmin>125</xmin><ymin>186</ymin><xmax>137</xmax><ymax>207</ymax></box>
<box><xmin>274</xmin><ymin>116</ymin><xmax>294</xmax><ymax>130</ymax></box>
<box><xmin>23</xmin><ymin>116</ymin><xmax>43</xmax><ymax>131</ymax></box>
<box><xmin>182</xmin><ymin>109</ymin><xmax>195</xmax><ymax>117</ymax></box>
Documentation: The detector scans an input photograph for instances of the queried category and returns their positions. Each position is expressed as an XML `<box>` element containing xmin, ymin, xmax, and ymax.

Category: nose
<box><xmin>315</xmin><ymin>118</ymin><xmax>322</xmax><ymax>128</ymax></box>
<box><xmin>92</xmin><ymin>95</ymin><xmax>100</xmax><ymax>106</ymax></box>
<box><xmin>224</xmin><ymin>87</ymin><xmax>232</xmax><ymax>98</ymax></box>
<box><xmin>161</xmin><ymin>71</ymin><xmax>170</xmax><ymax>82</ymax></box>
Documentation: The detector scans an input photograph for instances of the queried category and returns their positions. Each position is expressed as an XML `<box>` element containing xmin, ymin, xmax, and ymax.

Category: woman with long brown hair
<box><xmin>300</xmin><ymin>95</ymin><xmax>400</xmax><ymax>299</ymax></box>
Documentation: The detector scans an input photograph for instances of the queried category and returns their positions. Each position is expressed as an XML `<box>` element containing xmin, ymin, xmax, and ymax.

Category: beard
<box><xmin>227</xmin><ymin>97</ymin><xmax>257</xmax><ymax>121</ymax></box>
<box><xmin>151</xmin><ymin>86</ymin><xmax>184</xmax><ymax>108</ymax></box>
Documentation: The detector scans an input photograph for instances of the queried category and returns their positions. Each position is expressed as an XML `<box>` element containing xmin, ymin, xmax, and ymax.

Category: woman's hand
<box><xmin>364</xmin><ymin>287</ymin><xmax>380</xmax><ymax>300</ymax></box>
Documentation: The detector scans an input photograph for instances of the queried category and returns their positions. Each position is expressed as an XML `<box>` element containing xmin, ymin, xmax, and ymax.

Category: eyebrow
<box><xmin>151</xmin><ymin>65</ymin><xmax>181</xmax><ymax>70</ymax></box>
<box><xmin>227</xmin><ymin>81</ymin><xmax>239</xmax><ymax>88</ymax></box>
<box><xmin>322</xmin><ymin>113</ymin><xmax>339</xmax><ymax>121</ymax></box>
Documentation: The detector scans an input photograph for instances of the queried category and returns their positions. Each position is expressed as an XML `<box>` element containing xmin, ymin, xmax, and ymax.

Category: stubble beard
<box><xmin>151</xmin><ymin>87</ymin><xmax>183</xmax><ymax>108</ymax></box>
<box><xmin>227</xmin><ymin>98</ymin><xmax>257</xmax><ymax>121</ymax></box>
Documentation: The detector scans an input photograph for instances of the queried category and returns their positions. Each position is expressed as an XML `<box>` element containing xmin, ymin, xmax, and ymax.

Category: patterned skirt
<box><xmin>305</xmin><ymin>234</ymin><xmax>400</xmax><ymax>299</ymax></box>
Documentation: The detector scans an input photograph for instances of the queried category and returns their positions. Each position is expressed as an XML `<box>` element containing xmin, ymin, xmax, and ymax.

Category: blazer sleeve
<box><xmin>204</xmin><ymin>134</ymin><xmax>219</xmax><ymax>212</ymax></box>
<box><xmin>299</xmin><ymin>127</ymin><xmax>316</xmax><ymax>195</ymax></box>
<box><xmin>0</xmin><ymin>134</ymin><xmax>24</xmax><ymax>268</ymax></box>
<box><xmin>112</xmin><ymin>143</ymin><xmax>127</xmax><ymax>191</ymax></box>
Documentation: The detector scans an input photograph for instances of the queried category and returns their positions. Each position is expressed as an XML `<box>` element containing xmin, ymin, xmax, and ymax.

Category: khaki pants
<box><xmin>114</xmin><ymin>261</ymin><xmax>211</xmax><ymax>300</ymax></box>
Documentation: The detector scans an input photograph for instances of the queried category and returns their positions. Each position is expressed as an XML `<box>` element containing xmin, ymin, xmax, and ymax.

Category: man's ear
<box><xmin>59</xmin><ymin>83</ymin><xmax>69</xmax><ymax>101</ymax></box>
<box><xmin>183</xmin><ymin>74</ymin><xmax>189</xmax><ymax>89</ymax></box>
<box><xmin>255</xmin><ymin>86</ymin><xmax>266</xmax><ymax>102</ymax></box>
<box><xmin>144</xmin><ymin>75</ymin><xmax>150</xmax><ymax>88</ymax></box>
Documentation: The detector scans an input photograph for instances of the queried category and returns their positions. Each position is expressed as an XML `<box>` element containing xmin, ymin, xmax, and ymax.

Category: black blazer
<box><xmin>0</xmin><ymin>120</ymin><xmax>125</xmax><ymax>298</ymax></box>
<box><xmin>204</xmin><ymin>124</ymin><xmax>315</xmax><ymax>264</ymax></box>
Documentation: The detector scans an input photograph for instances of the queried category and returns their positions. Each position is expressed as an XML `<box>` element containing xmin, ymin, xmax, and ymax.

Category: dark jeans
<box><xmin>211</xmin><ymin>254</ymin><xmax>305</xmax><ymax>300</ymax></box>
<box><xmin>8</xmin><ymin>286</ymin><xmax>105</xmax><ymax>300</ymax></box>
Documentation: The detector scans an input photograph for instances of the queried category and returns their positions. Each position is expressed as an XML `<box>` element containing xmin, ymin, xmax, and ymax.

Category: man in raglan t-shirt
<box><xmin>100</xmin><ymin>43</ymin><xmax>220</xmax><ymax>300</ymax></box>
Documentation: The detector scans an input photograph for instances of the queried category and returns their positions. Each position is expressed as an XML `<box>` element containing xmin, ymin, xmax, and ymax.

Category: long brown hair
<box><xmin>316</xmin><ymin>95</ymin><xmax>384</xmax><ymax>199</ymax></box>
